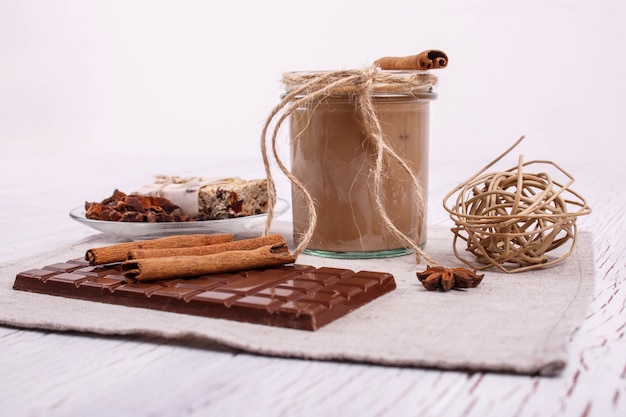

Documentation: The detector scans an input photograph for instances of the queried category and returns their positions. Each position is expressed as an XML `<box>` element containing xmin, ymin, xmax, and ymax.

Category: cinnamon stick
<box><xmin>127</xmin><ymin>234</ymin><xmax>286</xmax><ymax>260</ymax></box>
<box><xmin>374</xmin><ymin>50</ymin><xmax>448</xmax><ymax>70</ymax></box>
<box><xmin>86</xmin><ymin>233</ymin><xmax>233</xmax><ymax>265</ymax></box>
<box><xmin>121</xmin><ymin>244</ymin><xmax>297</xmax><ymax>282</ymax></box>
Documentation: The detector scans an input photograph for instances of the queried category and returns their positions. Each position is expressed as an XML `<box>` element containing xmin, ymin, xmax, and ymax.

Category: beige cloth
<box><xmin>0</xmin><ymin>225</ymin><xmax>594</xmax><ymax>376</ymax></box>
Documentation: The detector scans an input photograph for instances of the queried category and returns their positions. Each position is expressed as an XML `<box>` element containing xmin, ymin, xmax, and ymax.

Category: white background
<box><xmin>1</xmin><ymin>0</ymin><xmax>624</xmax><ymax>165</ymax></box>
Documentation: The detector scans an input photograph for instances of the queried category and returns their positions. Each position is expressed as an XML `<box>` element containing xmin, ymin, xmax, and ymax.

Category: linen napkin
<box><xmin>0</xmin><ymin>225</ymin><xmax>594</xmax><ymax>376</ymax></box>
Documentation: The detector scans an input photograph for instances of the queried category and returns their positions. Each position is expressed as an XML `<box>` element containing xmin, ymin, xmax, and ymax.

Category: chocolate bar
<box><xmin>13</xmin><ymin>259</ymin><xmax>396</xmax><ymax>331</ymax></box>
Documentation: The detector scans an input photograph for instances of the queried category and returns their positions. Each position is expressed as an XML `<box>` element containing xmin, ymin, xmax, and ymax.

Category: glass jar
<box><xmin>288</xmin><ymin>82</ymin><xmax>436</xmax><ymax>259</ymax></box>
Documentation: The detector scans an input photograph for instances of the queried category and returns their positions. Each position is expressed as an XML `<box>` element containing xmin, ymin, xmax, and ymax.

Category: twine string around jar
<box><xmin>260</xmin><ymin>66</ymin><xmax>438</xmax><ymax>263</ymax></box>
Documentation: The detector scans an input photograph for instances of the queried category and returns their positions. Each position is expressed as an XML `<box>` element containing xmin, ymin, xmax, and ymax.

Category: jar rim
<box><xmin>286</xmin><ymin>92</ymin><xmax>437</xmax><ymax>100</ymax></box>
<box><xmin>284</xmin><ymin>69</ymin><xmax>431</xmax><ymax>75</ymax></box>
<box><xmin>282</xmin><ymin>69</ymin><xmax>438</xmax><ymax>97</ymax></box>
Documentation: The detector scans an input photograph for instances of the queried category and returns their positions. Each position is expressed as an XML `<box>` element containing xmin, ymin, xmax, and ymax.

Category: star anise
<box><xmin>416</xmin><ymin>265</ymin><xmax>484</xmax><ymax>292</ymax></box>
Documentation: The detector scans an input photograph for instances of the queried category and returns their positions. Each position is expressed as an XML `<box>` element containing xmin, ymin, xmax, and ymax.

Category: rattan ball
<box><xmin>443</xmin><ymin>156</ymin><xmax>590</xmax><ymax>273</ymax></box>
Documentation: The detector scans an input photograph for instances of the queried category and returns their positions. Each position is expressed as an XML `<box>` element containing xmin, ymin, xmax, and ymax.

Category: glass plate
<box><xmin>69</xmin><ymin>198</ymin><xmax>290</xmax><ymax>240</ymax></box>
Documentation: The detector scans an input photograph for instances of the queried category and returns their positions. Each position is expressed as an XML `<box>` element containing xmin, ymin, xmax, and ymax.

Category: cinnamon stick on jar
<box><xmin>121</xmin><ymin>244</ymin><xmax>297</xmax><ymax>282</ymax></box>
<box><xmin>86</xmin><ymin>233</ymin><xmax>233</xmax><ymax>265</ymax></box>
<box><xmin>127</xmin><ymin>234</ymin><xmax>286</xmax><ymax>260</ymax></box>
<box><xmin>374</xmin><ymin>50</ymin><xmax>448</xmax><ymax>70</ymax></box>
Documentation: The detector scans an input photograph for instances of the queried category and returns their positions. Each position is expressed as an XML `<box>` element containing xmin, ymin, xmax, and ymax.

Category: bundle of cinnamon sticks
<box><xmin>86</xmin><ymin>233</ymin><xmax>296</xmax><ymax>282</ymax></box>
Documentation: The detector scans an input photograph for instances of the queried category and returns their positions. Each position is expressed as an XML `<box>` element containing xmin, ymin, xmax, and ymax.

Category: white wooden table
<box><xmin>1</xmin><ymin>150</ymin><xmax>623</xmax><ymax>417</ymax></box>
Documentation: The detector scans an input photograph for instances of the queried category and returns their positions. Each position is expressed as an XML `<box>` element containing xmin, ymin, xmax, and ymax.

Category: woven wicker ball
<box><xmin>443</xmin><ymin>157</ymin><xmax>590</xmax><ymax>273</ymax></box>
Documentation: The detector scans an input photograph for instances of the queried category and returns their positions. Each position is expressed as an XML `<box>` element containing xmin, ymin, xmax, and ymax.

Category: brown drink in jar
<box><xmin>290</xmin><ymin>92</ymin><xmax>435</xmax><ymax>258</ymax></box>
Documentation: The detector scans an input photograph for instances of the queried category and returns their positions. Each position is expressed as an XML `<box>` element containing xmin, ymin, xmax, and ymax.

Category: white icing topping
<box><xmin>134</xmin><ymin>175</ymin><xmax>242</xmax><ymax>215</ymax></box>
